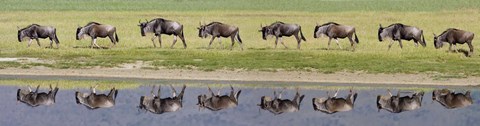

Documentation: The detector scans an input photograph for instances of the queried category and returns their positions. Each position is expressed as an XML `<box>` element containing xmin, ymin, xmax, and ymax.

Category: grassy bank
<box><xmin>1</xmin><ymin>1</ymin><xmax>480</xmax><ymax>76</ymax></box>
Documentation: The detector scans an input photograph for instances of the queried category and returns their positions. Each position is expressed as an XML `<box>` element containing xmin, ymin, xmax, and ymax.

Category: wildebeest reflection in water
<box><xmin>432</xmin><ymin>89</ymin><xmax>473</xmax><ymax>109</ymax></box>
<box><xmin>312</xmin><ymin>89</ymin><xmax>357</xmax><ymax>114</ymax></box>
<box><xmin>75</xmin><ymin>85</ymin><xmax>118</xmax><ymax>109</ymax></box>
<box><xmin>258</xmin><ymin>88</ymin><xmax>305</xmax><ymax>115</ymax></box>
<box><xmin>197</xmin><ymin>86</ymin><xmax>241</xmax><ymax>111</ymax></box>
<box><xmin>138</xmin><ymin>85</ymin><xmax>186</xmax><ymax>114</ymax></box>
<box><xmin>377</xmin><ymin>89</ymin><xmax>424</xmax><ymax>113</ymax></box>
<box><xmin>17</xmin><ymin>85</ymin><xmax>59</xmax><ymax>107</ymax></box>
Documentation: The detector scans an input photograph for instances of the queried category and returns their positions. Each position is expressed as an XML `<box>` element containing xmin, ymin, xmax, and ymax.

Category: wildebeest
<box><xmin>138</xmin><ymin>85</ymin><xmax>186</xmax><ymax>114</ymax></box>
<box><xmin>313</xmin><ymin>22</ymin><xmax>359</xmax><ymax>51</ymax></box>
<box><xmin>434</xmin><ymin>28</ymin><xmax>475</xmax><ymax>56</ymax></box>
<box><xmin>17</xmin><ymin>24</ymin><xmax>60</xmax><ymax>48</ymax></box>
<box><xmin>197</xmin><ymin>86</ymin><xmax>241</xmax><ymax>111</ymax></box>
<box><xmin>76</xmin><ymin>22</ymin><xmax>119</xmax><ymax>49</ymax></box>
<box><xmin>138</xmin><ymin>18</ymin><xmax>186</xmax><ymax>48</ymax></box>
<box><xmin>17</xmin><ymin>85</ymin><xmax>59</xmax><ymax>107</ymax></box>
<box><xmin>378</xmin><ymin>23</ymin><xmax>426</xmax><ymax>50</ymax></box>
<box><xmin>198</xmin><ymin>22</ymin><xmax>243</xmax><ymax>50</ymax></box>
<box><xmin>432</xmin><ymin>89</ymin><xmax>473</xmax><ymax>109</ymax></box>
<box><xmin>259</xmin><ymin>21</ymin><xmax>306</xmax><ymax>49</ymax></box>
<box><xmin>75</xmin><ymin>85</ymin><xmax>118</xmax><ymax>109</ymax></box>
<box><xmin>258</xmin><ymin>88</ymin><xmax>305</xmax><ymax>115</ymax></box>
<box><xmin>312</xmin><ymin>89</ymin><xmax>357</xmax><ymax>114</ymax></box>
<box><xmin>377</xmin><ymin>89</ymin><xmax>424</xmax><ymax>113</ymax></box>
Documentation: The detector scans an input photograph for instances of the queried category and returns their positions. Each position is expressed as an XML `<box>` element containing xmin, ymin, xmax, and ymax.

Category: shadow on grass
<box><xmin>73</xmin><ymin>46</ymin><xmax>110</xmax><ymax>49</ymax></box>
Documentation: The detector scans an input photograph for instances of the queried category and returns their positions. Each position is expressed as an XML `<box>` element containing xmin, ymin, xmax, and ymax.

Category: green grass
<box><xmin>1</xmin><ymin>0</ymin><xmax>479</xmax><ymax>12</ymax></box>
<box><xmin>1</xmin><ymin>1</ymin><xmax>480</xmax><ymax>76</ymax></box>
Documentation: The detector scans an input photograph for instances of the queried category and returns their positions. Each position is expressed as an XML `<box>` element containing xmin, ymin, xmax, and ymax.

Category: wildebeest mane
<box><xmin>85</xmin><ymin>22</ymin><xmax>101</xmax><ymax>26</ymax></box>
<box><xmin>320</xmin><ymin>22</ymin><xmax>339</xmax><ymax>27</ymax></box>
<box><xmin>438</xmin><ymin>28</ymin><xmax>458</xmax><ymax>36</ymax></box>
<box><xmin>206</xmin><ymin>22</ymin><xmax>223</xmax><ymax>26</ymax></box>
<box><xmin>19</xmin><ymin>24</ymin><xmax>40</xmax><ymax>31</ymax></box>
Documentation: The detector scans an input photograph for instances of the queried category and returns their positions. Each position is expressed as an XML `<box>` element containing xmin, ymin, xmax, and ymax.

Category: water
<box><xmin>2</xmin><ymin>85</ymin><xmax>480</xmax><ymax>126</ymax></box>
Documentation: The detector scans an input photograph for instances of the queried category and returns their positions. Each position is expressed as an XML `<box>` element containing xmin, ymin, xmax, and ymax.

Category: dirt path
<box><xmin>0</xmin><ymin>67</ymin><xmax>479</xmax><ymax>86</ymax></box>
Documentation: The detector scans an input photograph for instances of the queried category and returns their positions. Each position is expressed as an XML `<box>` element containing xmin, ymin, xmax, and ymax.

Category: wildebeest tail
<box><xmin>354</xmin><ymin>32</ymin><xmax>359</xmax><ymax>44</ymax></box>
<box><xmin>115</xmin><ymin>32</ymin><xmax>119</xmax><ymax>43</ymax></box>
<box><xmin>236</xmin><ymin>30</ymin><xmax>242</xmax><ymax>43</ymax></box>
<box><xmin>181</xmin><ymin>25</ymin><xmax>185</xmax><ymax>38</ymax></box>
<box><xmin>298</xmin><ymin>95</ymin><xmax>305</xmax><ymax>110</ymax></box>
<box><xmin>51</xmin><ymin>87</ymin><xmax>59</xmax><ymax>103</ymax></box>
<box><xmin>178</xmin><ymin>85</ymin><xmax>186</xmax><ymax>101</ymax></box>
<box><xmin>421</xmin><ymin>30</ymin><xmax>426</xmax><ymax>46</ymax></box>
<box><xmin>54</xmin><ymin>28</ymin><xmax>60</xmax><ymax>43</ymax></box>
<box><xmin>299</xmin><ymin>27</ymin><xmax>306</xmax><ymax>41</ymax></box>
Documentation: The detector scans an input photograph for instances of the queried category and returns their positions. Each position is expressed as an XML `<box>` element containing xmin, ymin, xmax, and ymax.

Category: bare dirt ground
<box><xmin>0</xmin><ymin>67</ymin><xmax>479</xmax><ymax>86</ymax></box>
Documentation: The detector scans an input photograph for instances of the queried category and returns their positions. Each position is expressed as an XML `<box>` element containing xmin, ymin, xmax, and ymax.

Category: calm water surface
<box><xmin>2</xmin><ymin>84</ymin><xmax>480</xmax><ymax>126</ymax></box>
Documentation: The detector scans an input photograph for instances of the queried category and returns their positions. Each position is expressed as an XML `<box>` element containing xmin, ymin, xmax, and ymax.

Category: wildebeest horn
<box><xmin>17</xmin><ymin>26</ymin><xmax>19</xmax><ymax>30</ymax></box>
<box><xmin>145</xmin><ymin>19</ymin><xmax>148</xmax><ymax>22</ymax></box>
<box><xmin>139</xmin><ymin>20</ymin><xmax>141</xmax><ymax>24</ymax></box>
<box><xmin>379</xmin><ymin>24</ymin><xmax>382</xmax><ymax>28</ymax></box>
<box><xmin>433</xmin><ymin>33</ymin><xmax>436</xmax><ymax>37</ymax></box>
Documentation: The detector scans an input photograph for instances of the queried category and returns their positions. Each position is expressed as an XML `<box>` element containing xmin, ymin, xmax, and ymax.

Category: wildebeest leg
<box><xmin>108</xmin><ymin>35</ymin><xmax>116</xmax><ymax>48</ymax></box>
<box><xmin>151</xmin><ymin>36</ymin><xmax>157</xmax><ymax>48</ymax></box>
<box><xmin>171</xmin><ymin>36</ymin><xmax>178</xmax><ymax>49</ymax></box>
<box><xmin>90</xmin><ymin>39</ymin><xmax>94</xmax><ymax>49</ymax></box>
<box><xmin>388</xmin><ymin>40</ymin><xmax>395</xmax><ymax>51</ymax></box>
<box><xmin>230</xmin><ymin>36</ymin><xmax>235</xmax><ymax>50</ymax></box>
<box><xmin>294</xmin><ymin>34</ymin><xmax>301</xmax><ymax>49</ymax></box>
<box><xmin>387</xmin><ymin>89</ymin><xmax>393</xmax><ymax>96</ymax></box>
<box><xmin>28</xmin><ymin>85</ymin><xmax>32</xmax><ymax>92</ymax></box>
<box><xmin>348</xmin><ymin>37</ymin><xmax>356</xmax><ymax>51</ymax></box>
<box><xmin>398</xmin><ymin>40</ymin><xmax>403</xmax><ymax>49</ymax></box>
<box><xmin>335</xmin><ymin>39</ymin><xmax>342</xmax><ymax>49</ymax></box>
<box><xmin>218</xmin><ymin>37</ymin><xmax>224</xmax><ymax>49</ymax></box>
<box><xmin>93</xmin><ymin>38</ymin><xmax>101</xmax><ymax>48</ymax></box>
<box><xmin>327</xmin><ymin>38</ymin><xmax>332</xmax><ymax>50</ymax></box>
<box><xmin>158</xmin><ymin>35</ymin><xmax>162</xmax><ymax>48</ymax></box>
<box><xmin>280</xmin><ymin>37</ymin><xmax>288</xmax><ymax>49</ymax></box>
<box><xmin>468</xmin><ymin>42</ymin><xmax>474</xmax><ymax>56</ymax></box>
<box><xmin>208</xmin><ymin>37</ymin><xmax>215</xmax><ymax>50</ymax></box>
<box><xmin>170</xmin><ymin>85</ymin><xmax>177</xmax><ymax>97</ymax></box>
<box><xmin>414</xmin><ymin>41</ymin><xmax>419</xmax><ymax>47</ymax></box>
<box><xmin>333</xmin><ymin>89</ymin><xmax>339</xmax><ymax>97</ymax></box>
<box><xmin>150</xmin><ymin>85</ymin><xmax>156</xmax><ymax>97</ymax></box>
<box><xmin>27</xmin><ymin>39</ymin><xmax>33</xmax><ymax>47</ymax></box>
<box><xmin>91</xmin><ymin>85</ymin><xmax>98</xmax><ymax>94</ymax></box>
<box><xmin>179</xmin><ymin>35</ymin><xmax>187</xmax><ymax>49</ymax></box>
<box><xmin>49</xmin><ymin>39</ymin><xmax>54</xmax><ymax>48</ymax></box>
<box><xmin>453</xmin><ymin>44</ymin><xmax>458</xmax><ymax>53</ymax></box>
<box><xmin>35</xmin><ymin>38</ymin><xmax>41</xmax><ymax>47</ymax></box>
<box><xmin>274</xmin><ymin>37</ymin><xmax>279</xmax><ymax>49</ymax></box>
<box><xmin>157</xmin><ymin>85</ymin><xmax>161</xmax><ymax>98</ymax></box>
<box><xmin>448</xmin><ymin>43</ymin><xmax>453</xmax><ymax>52</ymax></box>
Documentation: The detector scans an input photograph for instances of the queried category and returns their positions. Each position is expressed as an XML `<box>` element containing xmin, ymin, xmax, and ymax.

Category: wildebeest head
<box><xmin>197</xmin><ymin>22</ymin><xmax>209</xmax><ymax>38</ymax></box>
<box><xmin>378</xmin><ymin>24</ymin><xmax>384</xmax><ymax>42</ymax></box>
<box><xmin>313</xmin><ymin>23</ymin><xmax>330</xmax><ymax>38</ymax></box>
<box><xmin>258</xmin><ymin>96</ymin><xmax>273</xmax><ymax>109</ymax></box>
<box><xmin>197</xmin><ymin>94</ymin><xmax>207</xmax><ymax>108</ymax></box>
<box><xmin>433</xmin><ymin>33</ymin><xmax>443</xmax><ymax>49</ymax></box>
<box><xmin>259</xmin><ymin>25</ymin><xmax>271</xmax><ymax>40</ymax></box>
<box><xmin>17</xmin><ymin>89</ymin><xmax>27</xmax><ymax>102</ymax></box>
<box><xmin>138</xmin><ymin>19</ymin><xmax>149</xmax><ymax>36</ymax></box>
<box><xmin>76</xmin><ymin>27</ymin><xmax>83</xmax><ymax>40</ymax></box>
<box><xmin>17</xmin><ymin>29</ymin><xmax>24</xmax><ymax>42</ymax></box>
<box><xmin>313</xmin><ymin>25</ymin><xmax>321</xmax><ymax>38</ymax></box>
